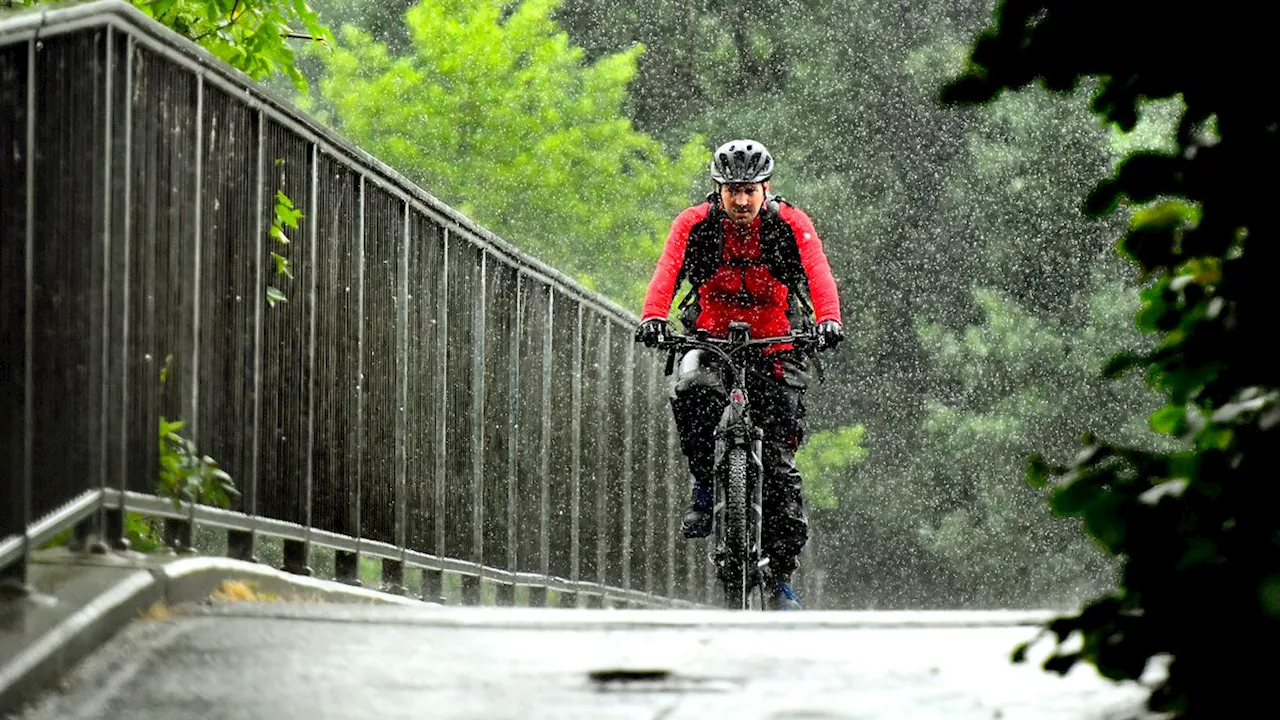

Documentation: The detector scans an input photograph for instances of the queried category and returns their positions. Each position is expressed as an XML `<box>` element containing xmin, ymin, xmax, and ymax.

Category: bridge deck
<box><xmin>13</xmin><ymin>603</ymin><xmax>1161</xmax><ymax>719</ymax></box>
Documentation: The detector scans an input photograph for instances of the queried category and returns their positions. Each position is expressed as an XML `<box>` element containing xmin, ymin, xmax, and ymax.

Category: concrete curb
<box><xmin>0</xmin><ymin>552</ymin><xmax>427</xmax><ymax>717</ymax></box>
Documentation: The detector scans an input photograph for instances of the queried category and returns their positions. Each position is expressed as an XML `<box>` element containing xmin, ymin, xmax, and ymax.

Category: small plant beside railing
<box><xmin>133</xmin><ymin>355</ymin><xmax>240</xmax><ymax>552</ymax></box>
<box><xmin>266</xmin><ymin>185</ymin><xmax>301</xmax><ymax>307</ymax></box>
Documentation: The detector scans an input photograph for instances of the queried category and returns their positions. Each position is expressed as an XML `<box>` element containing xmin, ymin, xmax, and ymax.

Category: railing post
<box><xmin>396</xmin><ymin>198</ymin><xmax>410</xmax><ymax>583</ymax></box>
<box><xmin>506</xmin><ymin>273</ymin><xmax>521</xmax><ymax>596</ymax></box>
<box><xmin>471</xmin><ymin>252</ymin><xmax>486</xmax><ymax>572</ymax></box>
<box><xmin>228</xmin><ymin>104</ymin><xmax>267</xmax><ymax>565</ymax></box>
<box><xmin>644</xmin><ymin>362</ymin><xmax>658</xmax><ymax>595</ymax></box>
<box><xmin>163</xmin><ymin>517</ymin><xmax>195</xmax><ymax>555</ymax></box>
<box><xmin>621</xmin><ymin>333</ymin><xmax>634</xmax><ymax>593</ymax></box>
<box><xmin>539</xmin><ymin>292</ymin><xmax>553</xmax><ymax>581</ymax></box>
<box><xmin>381</xmin><ymin>558</ymin><xmax>406</xmax><ymax>596</ymax></box>
<box><xmin>667</xmin><ymin>418</ymin><xmax>678</xmax><ymax>598</ymax></box>
<box><xmin>569</xmin><ymin>303</ymin><xmax>583</xmax><ymax>586</ymax></box>
<box><xmin>434</xmin><ymin>230</ymin><xmax>449</xmax><ymax>568</ymax></box>
<box><xmin>460</xmin><ymin>573</ymin><xmax>481</xmax><ymax>605</ymax></box>
<box><xmin>107</xmin><ymin>34</ymin><xmax>134</xmax><ymax>553</ymax></box>
<box><xmin>335</xmin><ymin>550</ymin><xmax>360</xmax><ymax>585</ymax></box>
<box><xmin>91</xmin><ymin>24</ymin><xmax>115</xmax><ymax>558</ymax></box>
<box><xmin>494</xmin><ymin>581</ymin><xmax>515</xmax><ymax>607</ymax></box>
<box><xmin>421</xmin><ymin>567</ymin><xmax>444</xmax><ymax>605</ymax></box>
<box><xmin>595</xmin><ymin>322</ymin><xmax>609</xmax><ymax>588</ymax></box>
<box><xmin>351</xmin><ymin>174</ymin><xmax>366</xmax><ymax>584</ymax></box>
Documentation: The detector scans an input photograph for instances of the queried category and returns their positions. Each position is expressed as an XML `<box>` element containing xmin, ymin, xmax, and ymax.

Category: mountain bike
<box><xmin>658</xmin><ymin>322</ymin><xmax>819</xmax><ymax>610</ymax></box>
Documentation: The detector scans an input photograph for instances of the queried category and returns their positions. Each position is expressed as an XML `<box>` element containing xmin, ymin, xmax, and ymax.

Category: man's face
<box><xmin>719</xmin><ymin>182</ymin><xmax>768</xmax><ymax>226</ymax></box>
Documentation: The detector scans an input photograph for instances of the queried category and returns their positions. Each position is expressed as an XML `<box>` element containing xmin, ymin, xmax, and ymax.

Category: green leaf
<box><xmin>1149</xmin><ymin>404</ymin><xmax>1186</xmax><ymax>436</ymax></box>
<box><xmin>280</xmin><ymin>209</ymin><xmax>303</xmax><ymax>229</ymax></box>
<box><xmin>1260</xmin><ymin>575</ymin><xmax>1280</xmax><ymax>617</ymax></box>
<box><xmin>1102</xmin><ymin>351</ymin><xmax>1145</xmax><ymax>379</ymax></box>
<box><xmin>1026</xmin><ymin>453</ymin><xmax>1053</xmax><ymax>489</ymax></box>
<box><xmin>271</xmin><ymin>251</ymin><xmax>294</xmax><ymax>279</ymax></box>
<box><xmin>1011</xmin><ymin>641</ymin><xmax>1030</xmax><ymax>664</ymax></box>
<box><xmin>266</xmin><ymin>286</ymin><xmax>288</xmax><ymax>307</ymax></box>
<box><xmin>1042</xmin><ymin>653</ymin><xmax>1080</xmax><ymax>676</ymax></box>
<box><xmin>148</xmin><ymin>0</ymin><xmax>179</xmax><ymax>18</ymax></box>
<box><xmin>1049</xmin><ymin>475</ymin><xmax>1105</xmax><ymax>516</ymax></box>
<box><xmin>270</xmin><ymin>225</ymin><xmax>290</xmax><ymax>245</ymax></box>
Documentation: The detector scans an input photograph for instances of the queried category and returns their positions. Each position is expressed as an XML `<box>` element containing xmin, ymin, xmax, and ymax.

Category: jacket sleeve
<box><xmin>784</xmin><ymin>206</ymin><xmax>842</xmax><ymax>324</ymax></box>
<box><xmin>640</xmin><ymin>207</ymin><xmax>699</xmax><ymax>321</ymax></box>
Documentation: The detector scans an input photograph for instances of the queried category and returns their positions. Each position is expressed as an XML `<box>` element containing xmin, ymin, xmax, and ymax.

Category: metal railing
<box><xmin>0</xmin><ymin>0</ymin><xmax>715</xmax><ymax>607</ymax></box>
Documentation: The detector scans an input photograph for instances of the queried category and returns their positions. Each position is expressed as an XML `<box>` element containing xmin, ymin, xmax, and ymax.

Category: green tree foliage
<box><xmin>796</xmin><ymin>425</ymin><xmax>868</xmax><ymax>511</ymax></box>
<box><xmin>909</xmin><ymin>283</ymin><xmax>1167</xmax><ymax>607</ymax></box>
<box><xmin>306</xmin><ymin>0</ymin><xmax>706</xmax><ymax>304</ymax></box>
<box><xmin>5</xmin><ymin>0</ymin><xmax>332</xmax><ymax>91</ymax></box>
<box><xmin>944</xmin><ymin>1</ymin><xmax>1278</xmax><ymax>715</ymax></box>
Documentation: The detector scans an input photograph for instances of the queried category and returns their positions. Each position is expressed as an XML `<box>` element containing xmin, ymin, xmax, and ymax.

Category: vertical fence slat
<box><xmin>443</xmin><ymin>233</ymin><xmax>480</xmax><ymax>563</ymax></box>
<box><xmin>604</xmin><ymin>324</ymin><xmax>628</xmax><ymax>591</ymax></box>
<box><xmin>472</xmin><ymin>254</ymin><xmax>486</xmax><ymax>569</ymax></box>
<box><xmin>583</xmin><ymin>313</ymin><xmax>605</xmax><ymax>585</ymax></box>
<box><xmin>547</xmin><ymin>292</ymin><xmax>578</xmax><ymax>583</ymax></box>
<box><xmin>359</xmin><ymin>183</ymin><xmax>402</xmax><ymax>548</ymax></box>
<box><xmin>569</xmin><ymin>302</ymin><xmax>583</xmax><ymax>586</ymax></box>
<box><xmin>236</xmin><ymin>105</ymin><xmax>265</xmax><ymax>558</ymax></box>
<box><xmin>96</xmin><ymin>25</ymin><xmax>114</xmax><ymax>537</ymax></box>
<box><xmin>540</xmin><ymin>291</ymin><xmax>556</xmax><ymax>577</ymax></box>
<box><xmin>296</xmin><ymin>140</ymin><xmax>320</xmax><ymax>572</ymax></box>
<box><xmin>308</xmin><ymin>159</ymin><xmax>361</xmax><ymax>547</ymax></box>
<box><xmin>405</xmin><ymin>211</ymin><xmax>443</xmax><ymax>557</ymax></box>
<box><xmin>354</xmin><ymin>174</ymin><xmax>365</xmax><ymax>548</ymax></box>
<box><xmin>481</xmin><ymin>261</ymin><xmax>516</xmax><ymax>573</ymax></box>
<box><xmin>256</xmin><ymin>118</ymin><xmax>313</xmax><ymax>545</ymax></box>
<box><xmin>667</xmin><ymin>411</ymin><xmax>680</xmax><ymax>598</ymax></box>
<box><xmin>396</xmin><ymin>201</ymin><xmax>410</xmax><ymax>555</ymax></box>
<box><xmin>103</xmin><ymin>27</ymin><xmax>129</xmax><ymax>549</ymax></box>
<box><xmin>189</xmin><ymin>73</ymin><xmax>203</xmax><ymax>437</ymax></box>
<box><xmin>114</xmin><ymin>36</ymin><xmax>133</xmax><ymax>545</ymax></box>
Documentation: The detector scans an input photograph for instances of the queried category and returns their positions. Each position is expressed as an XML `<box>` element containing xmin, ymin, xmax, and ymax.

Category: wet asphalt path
<box><xmin>15</xmin><ymin>604</ymin><xmax>1162</xmax><ymax>720</ymax></box>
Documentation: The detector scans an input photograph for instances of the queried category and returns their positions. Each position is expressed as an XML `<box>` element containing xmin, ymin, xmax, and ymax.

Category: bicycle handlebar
<box><xmin>654</xmin><ymin>329</ymin><xmax>823</xmax><ymax>364</ymax></box>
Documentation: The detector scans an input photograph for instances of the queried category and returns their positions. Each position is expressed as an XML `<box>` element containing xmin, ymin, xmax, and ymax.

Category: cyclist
<box><xmin>634</xmin><ymin>139</ymin><xmax>843</xmax><ymax>610</ymax></box>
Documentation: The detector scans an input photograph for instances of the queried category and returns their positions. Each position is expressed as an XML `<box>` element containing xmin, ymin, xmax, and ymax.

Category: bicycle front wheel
<box><xmin>721</xmin><ymin>447</ymin><xmax>750</xmax><ymax>610</ymax></box>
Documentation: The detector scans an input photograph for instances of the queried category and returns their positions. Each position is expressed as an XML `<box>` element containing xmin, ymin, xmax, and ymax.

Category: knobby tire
<box><xmin>722</xmin><ymin>447</ymin><xmax>750</xmax><ymax>610</ymax></box>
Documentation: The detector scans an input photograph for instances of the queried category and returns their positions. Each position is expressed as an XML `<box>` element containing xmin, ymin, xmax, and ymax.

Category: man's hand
<box><xmin>635</xmin><ymin>318</ymin><xmax>669</xmax><ymax>348</ymax></box>
<box><xmin>816</xmin><ymin>319</ymin><xmax>844</xmax><ymax>350</ymax></box>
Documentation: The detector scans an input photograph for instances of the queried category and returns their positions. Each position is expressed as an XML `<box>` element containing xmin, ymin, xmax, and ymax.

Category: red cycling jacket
<box><xmin>640</xmin><ymin>200</ymin><xmax>841</xmax><ymax>340</ymax></box>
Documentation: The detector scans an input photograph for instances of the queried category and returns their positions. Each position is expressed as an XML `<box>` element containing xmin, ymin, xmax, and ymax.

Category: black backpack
<box><xmin>674</xmin><ymin>193</ymin><xmax>817</xmax><ymax>335</ymax></box>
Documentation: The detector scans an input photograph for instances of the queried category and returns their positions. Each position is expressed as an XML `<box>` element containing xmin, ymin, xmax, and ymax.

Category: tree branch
<box><xmin>191</xmin><ymin>0</ymin><xmax>242</xmax><ymax>42</ymax></box>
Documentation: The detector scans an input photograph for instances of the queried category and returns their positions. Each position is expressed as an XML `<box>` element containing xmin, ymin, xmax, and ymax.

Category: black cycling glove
<box><xmin>816</xmin><ymin>319</ymin><xmax>844</xmax><ymax>350</ymax></box>
<box><xmin>635</xmin><ymin>318</ymin><xmax>669</xmax><ymax>348</ymax></box>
